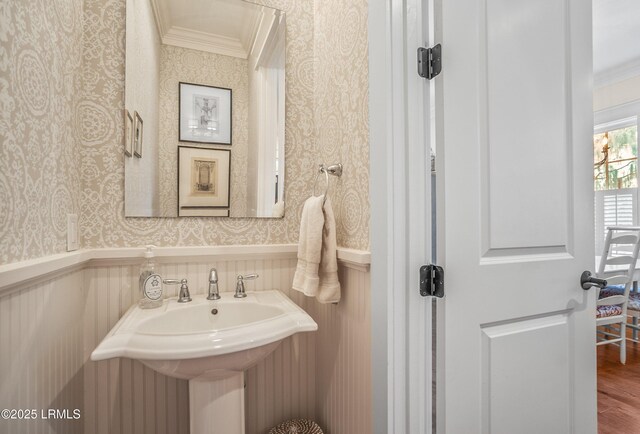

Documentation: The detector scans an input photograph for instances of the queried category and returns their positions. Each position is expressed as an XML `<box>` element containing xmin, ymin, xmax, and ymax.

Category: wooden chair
<box><xmin>601</xmin><ymin>281</ymin><xmax>640</xmax><ymax>342</ymax></box>
<box><xmin>596</xmin><ymin>226</ymin><xmax>640</xmax><ymax>364</ymax></box>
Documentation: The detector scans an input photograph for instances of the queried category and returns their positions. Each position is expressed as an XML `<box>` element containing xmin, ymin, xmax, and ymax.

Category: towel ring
<box><xmin>313</xmin><ymin>166</ymin><xmax>330</xmax><ymax>198</ymax></box>
<box><xmin>312</xmin><ymin>163</ymin><xmax>343</xmax><ymax>204</ymax></box>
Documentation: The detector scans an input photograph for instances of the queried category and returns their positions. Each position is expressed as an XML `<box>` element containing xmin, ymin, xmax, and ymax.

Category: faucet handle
<box><xmin>239</xmin><ymin>274</ymin><xmax>259</xmax><ymax>280</ymax></box>
<box><xmin>178</xmin><ymin>278</ymin><xmax>192</xmax><ymax>303</ymax></box>
<box><xmin>163</xmin><ymin>278</ymin><xmax>192</xmax><ymax>303</ymax></box>
<box><xmin>235</xmin><ymin>274</ymin><xmax>259</xmax><ymax>298</ymax></box>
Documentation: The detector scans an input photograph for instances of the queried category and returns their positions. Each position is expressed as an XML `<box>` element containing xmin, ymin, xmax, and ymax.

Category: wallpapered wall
<box><xmin>158</xmin><ymin>45</ymin><xmax>249</xmax><ymax>217</ymax></box>
<box><xmin>1</xmin><ymin>0</ymin><xmax>369</xmax><ymax>265</ymax></box>
<box><xmin>124</xmin><ymin>0</ymin><xmax>160</xmax><ymax>216</ymax></box>
<box><xmin>0</xmin><ymin>0</ymin><xmax>84</xmax><ymax>265</ymax></box>
<box><xmin>314</xmin><ymin>0</ymin><xmax>370</xmax><ymax>250</ymax></box>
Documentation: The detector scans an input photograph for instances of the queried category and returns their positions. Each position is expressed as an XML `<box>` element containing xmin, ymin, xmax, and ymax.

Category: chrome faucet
<box><xmin>235</xmin><ymin>274</ymin><xmax>259</xmax><ymax>298</ymax></box>
<box><xmin>177</xmin><ymin>279</ymin><xmax>192</xmax><ymax>303</ymax></box>
<box><xmin>163</xmin><ymin>278</ymin><xmax>192</xmax><ymax>303</ymax></box>
<box><xmin>207</xmin><ymin>268</ymin><xmax>221</xmax><ymax>300</ymax></box>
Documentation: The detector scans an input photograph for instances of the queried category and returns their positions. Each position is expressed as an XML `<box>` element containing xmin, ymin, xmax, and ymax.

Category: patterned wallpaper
<box><xmin>2</xmin><ymin>0</ymin><xmax>369</xmax><ymax>265</ymax></box>
<box><xmin>80</xmin><ymin>0</ymin><xmax>319</xmax><ymax>248</ymax></box>
<box><xmin>314</xmin><ymin>0</ymin><xmax>369</xmax><ymax>249</ymax></box>
<box><xmin>158</xmin><ymin>45</ymin><xmax>249</xmax><ymax>217</ymax></box>
<box><xmin>124</xmin><ymin>0</ymin><xmax>161</xmax><ymax>216</ymax></box>
<box><xmin>0</xmin><ymin>0</ymin><xmax>84</xmax><ymax>265</ymax></box>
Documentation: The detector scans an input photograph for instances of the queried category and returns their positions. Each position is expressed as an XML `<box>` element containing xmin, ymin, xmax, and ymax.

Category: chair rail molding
<box><xmin>0</xmin><ymin>245</ymin><xmax>371</xmax><ymax>294</ymax></box>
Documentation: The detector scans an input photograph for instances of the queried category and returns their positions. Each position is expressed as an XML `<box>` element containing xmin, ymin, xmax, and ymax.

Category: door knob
<box><xmin>580</xmin><ymin>271</ymin><xmax>607</xmax><ymax>290</ymax></box>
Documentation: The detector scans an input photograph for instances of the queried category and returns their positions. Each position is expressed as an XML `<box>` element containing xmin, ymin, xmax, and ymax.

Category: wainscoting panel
<box><xmin>313</xmin><ymin>265</ymin><xmax>372</xmax><ymax>434</ymax></box>
<box><xmin>245</xmin><ymin>289</ymin><xmax>320</xmax><ymax>432</ymax></box>
<box><xmin>0</xmin><ymin>249</ymin><xmax>370</xmax><ymax>434</ymax></box>
<box><xmin>82</xmin><ymin>264</ymin><xmax>191</xmax><ymax>434</ymax></box>
<box><xmin>0</xmin><ymin>269</ymin><xmax>85</xmax><ymax>434</ymax></box>
<box><xmin>82</xmin><ymin>257</ymin><xmax>321</xmax><ymax>434</ymax></box>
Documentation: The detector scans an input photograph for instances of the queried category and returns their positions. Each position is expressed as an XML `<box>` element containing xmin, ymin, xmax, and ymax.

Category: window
<box><xmin>593</xmin><ymin>116</ymin><xmax>639</xmax><ymax>254</ymax></box>
<box><xmin>593</xmin><ymin>123</ymin><xmax>638</xmax><ymax>191</ymax></box>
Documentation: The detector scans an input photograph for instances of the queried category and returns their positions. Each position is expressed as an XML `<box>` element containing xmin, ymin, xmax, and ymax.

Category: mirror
<box><xmin>124</xmin><ymin>0</ymin><xmax>286</xmax><ymax>218</ymax></box>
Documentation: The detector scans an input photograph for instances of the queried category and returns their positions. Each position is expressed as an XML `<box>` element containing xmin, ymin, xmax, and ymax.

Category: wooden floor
<box><xmin>598</xmin><ymin>337</ymin><xmax>640</xmax><ymax>434</ymax></box>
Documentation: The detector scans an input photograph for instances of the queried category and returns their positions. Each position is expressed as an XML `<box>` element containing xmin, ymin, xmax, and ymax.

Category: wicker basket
<box><xmin>267</xmin><ymin>419</ymin><xmax>324</xmax><ymax>434</ymax></box>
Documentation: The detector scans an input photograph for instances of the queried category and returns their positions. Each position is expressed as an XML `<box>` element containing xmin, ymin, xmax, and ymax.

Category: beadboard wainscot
<box><xmin>0</xmin><ymin>267</ymin><xmax>85</xmax><ymax>434</ymax></box>
<box><xmin>0</xmin><ymin>245</ymin><xmax>371</xmax><ymax>434</ymax></box>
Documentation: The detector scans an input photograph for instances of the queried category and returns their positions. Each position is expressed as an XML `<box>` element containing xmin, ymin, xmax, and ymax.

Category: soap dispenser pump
<box><xmin>139</xmin><ymin>245</ymin><xmax>163</xmax><ymax>309</ymax></box>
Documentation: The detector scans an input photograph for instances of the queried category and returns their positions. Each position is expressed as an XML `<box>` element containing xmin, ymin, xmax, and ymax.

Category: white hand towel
<box><xmin>292</xmin><ymin>196</ymin><xmax>341</xmax><ymax>303</ymax></box>
<box><xmin>293</xmin><ymin>196</ymin><xmax>324</xmax><ymax>296</ymax></box>
<box><xmin>317</xmin><ymin>197</ymin><xmax>340</xmax><ymax>303</ymax></box>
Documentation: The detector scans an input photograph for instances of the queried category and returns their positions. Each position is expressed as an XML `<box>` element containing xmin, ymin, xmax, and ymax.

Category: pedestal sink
<box><xmin>91</xmin><ymin>290</ymin><xmax>317</xmax><ymax>434</ymax></box>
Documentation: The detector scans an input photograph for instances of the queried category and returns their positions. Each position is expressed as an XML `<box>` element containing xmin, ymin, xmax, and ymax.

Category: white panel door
<box><xmin>437</xmin><ymin>0</ymin><xmax>596</xmax><ymax>432</ymax></box>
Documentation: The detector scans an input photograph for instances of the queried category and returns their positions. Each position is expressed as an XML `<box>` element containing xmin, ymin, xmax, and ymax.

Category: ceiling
<box><xmin>151</xmin><ymin>0</ymin><xmax>265</xmax><ymax>58</ymax></box>
<box><xmin>593</xmin><ymin>0</ymin><xmax>640</xmax><ymax>85</ymax></box>
<box><xmin>151</xmin><ymin>0</ymin><xmax>638</xmax><ymax>80</ymax></box>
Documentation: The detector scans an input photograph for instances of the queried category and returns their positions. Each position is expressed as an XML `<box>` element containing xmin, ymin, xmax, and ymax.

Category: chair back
<box><xmin>597</xmin><ymin>226</ymin><xmax>640</xmax><ymax>316</ymax></box>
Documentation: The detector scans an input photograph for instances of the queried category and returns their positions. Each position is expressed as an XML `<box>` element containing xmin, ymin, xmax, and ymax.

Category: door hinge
<box><xmin>417</xmin><ymin>44</ymin><xmax>442</xmax><ymax>80</ymax></box>
<box><xmin>420</xmin><ymin>264</ymin><xmax>444</xmax><ymax>297</ymax></box>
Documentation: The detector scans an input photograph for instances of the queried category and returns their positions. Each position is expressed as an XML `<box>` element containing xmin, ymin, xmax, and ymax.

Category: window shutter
<box><xmin>595</xmin><ymin>189</ymin><xmax>637</xmax><ymax>255</ymax></box>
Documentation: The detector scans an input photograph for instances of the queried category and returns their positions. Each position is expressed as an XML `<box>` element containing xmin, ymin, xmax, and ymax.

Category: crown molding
<box><xmin>162</xmin><ymin>26</ymin><xmax>248</xmax><ymax>59</ymax></box>
<box><xmin>594</xmin><ymin>57</ymin><xmax>640</xmax><ymax>89</ymax></box>
<box><xmin>149</xmin><ymin>0</ymin><xmax>169</xmax><ymax>42</ymax></box>
<box><xmin>242</xmin><ymin>11</ymin><xmax>262</xmax><ymax>57</ymax></box>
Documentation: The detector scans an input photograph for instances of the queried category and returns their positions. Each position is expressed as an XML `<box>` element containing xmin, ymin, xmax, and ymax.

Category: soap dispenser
<box><xmin>138</xmin><ymin>245</ymin><xmax>163</xmax><ymax>309</ymax></box>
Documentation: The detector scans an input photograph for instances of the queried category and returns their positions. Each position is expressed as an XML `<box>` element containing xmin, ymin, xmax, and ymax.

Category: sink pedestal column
<box><xmin>189</xmin><ymin>373</ymin><xmax>245</xmax><ymax>434</ymax></box>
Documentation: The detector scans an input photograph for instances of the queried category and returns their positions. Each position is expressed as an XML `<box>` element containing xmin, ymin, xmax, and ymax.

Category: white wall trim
<box><xmin>369</xmin><ymin>0</ymin><xmax>433</xmax><ymax>432</ymax></box>
<box><xmin>0</xmin><ymin>245</ymin><xmax>370</xmax><ymax>294</ymax></box>
<box><xmin>0</xmin><ymin>250</ymin><xmax>89</xmax><ymax>295</ymax></box>
<box><xmin>368</xmin><ymin>0</ymin><xmax>392</xmax><ymax>427</ymax></box>
<box><xmin>335</xmin><ymin>247</ymin><xmax>371</xmax><ymax>269</ymax></box>
<box><xmin>162</xmin><ymin>26</ymin><xmax>248</xmax><ymax>59</ymax></box>
<box><xmin>594</xmin><ymin>58</ymin><xmax>640</xmax><ymax>89</ymax></box>
<box><xmin>149</xmin><ymin>0</ymin><xmax>168</xmax><ymax>43</ymax></box>
<box><xmin>594</xmin><ymin>100</ymin><xmax>640</xmax><ymax>127</ymax></box>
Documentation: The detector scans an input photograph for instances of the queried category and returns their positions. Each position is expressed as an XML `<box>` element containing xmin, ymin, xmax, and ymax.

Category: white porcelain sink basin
<box><xmin>91</xmin><ymin>290</ymin><xmax>317</xmax><ymax>381</ymax></box>
<box><xmin>137</xmin><ymin>302</ymin><xmax>284</xmax><ymax>335</ymax></box>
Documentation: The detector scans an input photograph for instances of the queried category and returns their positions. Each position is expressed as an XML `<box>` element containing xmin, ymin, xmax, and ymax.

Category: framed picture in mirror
<box><xmin>178</xmin><ymin>146</ymin><xmax>231</xmax><ymax>217</ymax></box>
<box><xmin>123</xmin><ymin>0</ymin><xmax>286</xmax><ymax>218</ymax></box>
<box><xmin>124</xmin><ymin>109</ymin><xmax>133</xmax><ymax>157</ymax></box>
<box><xmin>179</xmin><ymin>82</ymin><xmax>232</xmax><ymax>145</ymax></box>
<box><xmin>133</xmin><ymin>111</ymin><xmax>143</xmax><ymax>158</ymax></box>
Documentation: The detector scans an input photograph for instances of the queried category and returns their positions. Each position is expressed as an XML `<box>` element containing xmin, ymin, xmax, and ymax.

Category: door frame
<box><xmin>369</xmin><ymin>0</ymin><xmax>434</xmax><ymax>432</ymax></box>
